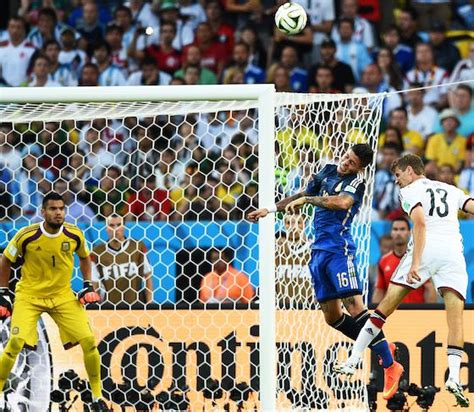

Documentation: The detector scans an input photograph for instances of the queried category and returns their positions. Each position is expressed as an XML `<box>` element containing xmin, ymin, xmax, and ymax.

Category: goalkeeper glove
<box><xmin>78</xmin><ymin>281</ymin><xmax>101</xmax><ymax>305</ymax></box>
<box><xmin>0</xmin><ymin>287</ymin><xmax>12</xmax><ymax>318</ymax></box>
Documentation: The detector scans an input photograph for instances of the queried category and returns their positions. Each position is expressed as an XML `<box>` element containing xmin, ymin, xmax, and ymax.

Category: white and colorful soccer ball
<box><xmin>275</xmin><ymin>2</ymin><xmax>308</xmax><ymax>35</ymax></box>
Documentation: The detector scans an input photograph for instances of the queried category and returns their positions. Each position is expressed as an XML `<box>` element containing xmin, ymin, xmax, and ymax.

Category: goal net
<box><xmin>0</xmin><ymin>85</ymin><xmax>383</xmax><ymax>411</ymax></box>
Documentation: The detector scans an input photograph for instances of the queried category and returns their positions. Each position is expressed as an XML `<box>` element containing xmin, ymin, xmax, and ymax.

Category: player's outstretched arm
<box><xmin>286</xmin><ymin>194</ymin><xmax>355</xmax><ymax>213</ymax></box>
<box><xmin>0</xmin><ymin>255</ymin><xmax>13</xmax><ymax>318</ymax></box>
<box><xmin>247</xmin><ymin>192</ymin><xmax>306</xmax><ymax>221</ymax></box>
<box><xmin>78</xmin><ymin>256</ymin><xmax>101</xmax><ymax>305</ymax></box>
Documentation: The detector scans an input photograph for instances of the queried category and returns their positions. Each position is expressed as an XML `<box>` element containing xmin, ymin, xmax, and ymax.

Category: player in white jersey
<box><xmin>335</xmin><ymin>154</ymin><xmax>473</xmax><ymax>407</ymax></box>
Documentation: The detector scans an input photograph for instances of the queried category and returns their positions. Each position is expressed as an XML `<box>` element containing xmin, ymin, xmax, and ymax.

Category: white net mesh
<box><xmin>0</xmin><ymin>89</ymin><xmax>383</xmax><ymax>411</ymax></box>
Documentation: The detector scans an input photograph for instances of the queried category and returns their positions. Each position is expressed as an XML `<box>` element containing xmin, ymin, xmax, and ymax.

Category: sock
<box><xmin>0</xmin><ymin>337</ymin><xmax>25</xmax><ymax>392</ymax></box>
<box><xmin>330</xmin><ymin>313</ymin><xmax>360</xmax><ymax>341</ymax></box>
<box><xmin>348</xmin><ymin>310</ymin><xmax>387</xmax><ymax>365</ymax></box>
<box><xmin>80</xmin><ymin>337</ymin><xmax>102</xmax><ymax>399</ymax></box>
<box><xmin>355</xmin><ymin>310</ymin><xmax>393</xmax><ymax>368</ymax></box>
<box><xmin>447</xmin><ymin>345</ymin><xmax>463</xmax><ymax>384</ymax></box>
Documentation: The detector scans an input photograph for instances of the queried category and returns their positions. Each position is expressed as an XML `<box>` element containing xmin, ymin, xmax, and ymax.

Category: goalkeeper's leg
<box><xmin>0</xmin><ymin>336</ymin><xmax>25</xmax><ymax>391</ymax></box>
<box><xmin>80</xmin><ymin>336</ymin><xmax>102</xmax><ymax>399</ymax></box>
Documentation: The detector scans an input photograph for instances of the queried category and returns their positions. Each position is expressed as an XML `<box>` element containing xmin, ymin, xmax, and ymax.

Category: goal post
<box><xmin>0</xmin><ymin>85</ymin><xmax>384</xmax><ymax>411</ymax></box>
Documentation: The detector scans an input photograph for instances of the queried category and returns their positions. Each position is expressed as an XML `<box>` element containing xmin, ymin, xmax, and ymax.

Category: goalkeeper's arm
<box><xmin>0</xmin><ymin>255</ymin><xmax>12</xmax><ymax>317</ymax></box>
<box><xmin>78</xmin><ymin>256</ymin><xmax>101</xmax><ymax>305</ymax></box>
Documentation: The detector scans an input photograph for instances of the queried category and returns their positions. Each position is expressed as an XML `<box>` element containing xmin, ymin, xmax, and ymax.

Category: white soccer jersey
<box><xmin>0</xmin><ymin>39</ymin><xmax>36</xmax><ymax>86</ymax></box>
<box><xmin>393</xmin><ymin>178</ymin><xmax>472</xmax><ymax>298</ymax></box>
<box><xmin>404</xmin><ymin>66</ymin><xmax>449</xmax><ymax>106</ymax></box>
<box><xmin>98</xmin><ymin>64</ymin><xmax>127</xmax><ymax>86</ymax></box>
<box><xmin>400</xmin><ymin>178</ymin><xmax>471</xmax><ymax>245</ymax></box>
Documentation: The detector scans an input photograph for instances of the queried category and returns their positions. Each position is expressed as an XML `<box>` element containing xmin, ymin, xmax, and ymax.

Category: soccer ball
<box><xmin>275</xmin><ymin>2</ymin><xmax>308</xmax><ymax>35</ymax></box>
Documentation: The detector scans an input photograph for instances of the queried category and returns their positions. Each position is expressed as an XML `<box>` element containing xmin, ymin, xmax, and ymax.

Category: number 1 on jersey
<box><xmin>51</xmin><ymin>255</ymin><xmax>56</xmax><ymax>267</ymax></box>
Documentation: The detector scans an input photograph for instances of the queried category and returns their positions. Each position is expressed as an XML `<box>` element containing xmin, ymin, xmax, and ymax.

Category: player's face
<box><xmin>284</xmin><ymin>215</ymin><xmax>305</xmax><ymax>240</ymax></box>
<box><xmin>391</xmin><ymin>221</ymin><xmax>410</xmax><ymax>246</ymax></box>
<box><xmin>337</xmin><ymin>150</ymin><xmax>362</xmax><ymax>175</ymax></box>
<box><xmin>393</xmin><ymin>166</ymin><xmax>412</xmax><ymax>188</ymax></box>
<box><xmin>42</xmin><ymin>200</ymin><xmax>65</xmax><ymax>228</ymax></box>
<box><xmin>107</xmin><ymin>217</ymin><xmax>125</xmax><ymax>241</ymax></box>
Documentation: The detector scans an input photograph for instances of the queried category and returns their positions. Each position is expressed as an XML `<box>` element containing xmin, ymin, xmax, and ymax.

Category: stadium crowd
<box><xmin>0</xmin><ymin>0</ymin><xmax>473</xmax><ymax>224</ymax></box>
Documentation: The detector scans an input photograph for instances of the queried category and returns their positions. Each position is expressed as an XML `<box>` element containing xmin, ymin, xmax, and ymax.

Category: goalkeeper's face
<box><xmin>42</xmin><ymin>200</ymin><xmax>65</xmax><ymax>228</ymax></box>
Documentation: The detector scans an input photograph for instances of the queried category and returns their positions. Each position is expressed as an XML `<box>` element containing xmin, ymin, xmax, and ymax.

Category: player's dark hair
<box><xmin>390</xmin><ymin>154</ymin><xmax>425</xmax><ymax>175</ymax></box>
<box><xmin>42</xmin><ymin>192</ymin><xmax>64</xmax><ymax>207</ymax></box>
<box><xmin>351</xmin><ymin>143</ymin><xmax>374</xmax><ymax>168</ymax></box>
<box><xmin>392</xmin><ymin>216</ymin><xmax>410</xmax><ymax>230</ymax></box>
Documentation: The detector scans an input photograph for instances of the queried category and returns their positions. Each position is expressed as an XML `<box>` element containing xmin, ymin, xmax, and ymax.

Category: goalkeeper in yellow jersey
<box><xmin>0</xmin><ymin>192</ymin><xmax>109</xmax><ymax>412</ymax></box>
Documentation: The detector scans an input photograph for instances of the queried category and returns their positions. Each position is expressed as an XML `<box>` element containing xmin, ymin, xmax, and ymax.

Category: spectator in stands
<box><xmin>127</xmin><ymin>56</ymin><xmax>171</xmax><ymax>85</ymax></box>
<box><xmin>53</xmin><ymin>179</ymin><xmax>95</xmax><ymax>225</ymax></box>
<box><xmin>93</xmin><ymin>41</ymin><xmax>127</xmax><ymax>86</ymax></box>
<box><xmin>174</xmin><ymin>45</ymin><xmax>217</xmax><ymax>84</ymax></box>
<box><xmin>182</xmin><ymin>64</ymin><xmax>200</xmax><ymax>85</ymax></box>
<box><xmin>293</xmin><ymin>0</ymin><xmax>334</xmax><ymax>61</ymax></box>
<box><xmin>0</xmin><ymin>17</ymin><xmax>36</xmax><ymax>87</ymax></box>
<box><xmin>222</xmin><ymin>42</ymin><xmax>264</xmax><ymax>85</ymax></box>
<box><xmin>157</xmin><ymin>0</ymin><xmax>195</xmax><ymax>50</ymax></box>
<box><xmin>0</xmin><ymin>126</ymin><xmax>22</xmax><ymax>174</ymax></box>
<box><xmin>426</xmin><ymin>109</ymin><xmax>466</xmax><ymax>173</ymax></box>
<box><xmin>91</xmin><ymin>214</ymin><xmax>153</xmax><ymax>306</ymax></box>
<box><xmin>276</xmin><ymin>214</ymin><xmax>315</xmax><ymax>307</ymax></box>
<box><xmin>199</xmin><ymin>248</ymin><xmax>254</xmax><ymax>304</ymax></box>
<box><xmin>404</xmin><ymin>42</ymin><xmax>449</xmax><ymax>109</ymax></box>
<box><xmin>128</xmin><ymin>0</ymin><xmax>158</xmax><ymax>29</ymax></box>
<box><xmin>144</xmin><ymin>22</ymin><xmax>182</xmax><ymax>75</ymax></box>
<box><xmin>380</xmin><ymin>24</ymin><xmax>414</xmax><ymax>74</ymax></box>
<box><xmin>450</xmin><ymin>43</ymin><xmax>474</xmax><ymax>88</ymax></box>
<box><xmin>114</xmin><ymin>6</ymin><xmax>136</xmax><ymax>56</ymax></box>
<box><xmin>459</xmin><ymin>137</ymin><xmax>474</xmax><ymax>197</ymax></box>
<box><xmin>428</xmin><ymin>22</ymin><xmax>461</xmax><ymax>74</ymax></box>
<box><xmin>375</xmin><ymin>47</ymin><xmax>403</xmax><ymax>90</ymax></box>
<box><xmin>105</xmin><ymin>23</ymin><xmax>128</xmax><ymax>70</ymax></box>
<box><xmin>82</xmin><ymin>127</ymin><xmax>115</xmax><ymax>179</ymax></box>
<box><xmin>90</xmin><ymin>166</ymin><xmax>128</xmax><ymax>217</ymax></box>
<box><xmin>58</xmin><ymin>27</ymin><xmax>87</xmax><ymax>77</ymax></box>
<box><xmin>309</xmin><ymin>65</ymin><xmax>339</xmax><ymax>93</ymax></box>
<box><xmin>27</xmin><ymin>7</ymin><xmax>63</xmax><ymax>49</ymax></box>
<box><xmin>0</xmin><ymin>166</ymin><xmax>20</xmax><ymax>219</ymax></box>
<box><xmin>224</xmin><ymin>0</ymin><xmax>262</xmax><ymax>32</ymax></box>
<box><xmin>382</xmin><ymin>126</ymin><xmax>405</xmax><ymax>154</ymax></box>
<box><xmin>405</xmin><ymin>83</ymin><xmax>438</xmax><ymax>140</ymax></box>
<box><xmin>186</xmin><ymin>22</ymin><xmax>228</xmax><ymax>76</ymax></box>
<box><xmin>125</xmin><ymin>176</ymin><xmax>171</xmax><ymax>221</ymax></box>
<box><xmin>179</xmin><ymin>0</ymin><xmax>206</xmax><ymax>31</ymax></box>
<box><xmin>396</xmin><ymin>7</ymin><xmax>422</xmax><ymax>49</ymax></box>
<box><xmin>373</xmin><ymin>142</ymin><xmax>402</xmax><ymax>220</ymax></box>
<box><xmin>68</xmin><ymin>0</ymin><xmax>111</xmax><ymax>29</ymax></box>
<box><xmin>271</xmin><ymin>15</ymin><xmax>313</xmax><ymax>64</ymax></box>
<box><xmin>79</xmin><ymin>62</ymin><xmax>99</xmax><ymax>86</ymax></box>
<box><xmin>222</xmin><ymin>66</ymin><xmax>244</xmax><ymax>84</ymax></box>
<box><xmin>75</xmin><ymin>1</ymin><xmax>104</xmax><ymax>52</ymax></box>
<box><xmin>411</xmin><ymin>0</ymin><xmax>452</xmax><ymax>31</ymax></box>
<box><xmin>334</xmin><ymin>18</ymin><xmax>372</xmax><ymax>82</ymax></box>
<box><xmin>372</xmin><ymin>217</ymin><xmax>437</xmax><ymax>303</ymax></box>
<box><xmin>437</xmin><ymin>164</ymin><xmax>458</xmax><ymax>187</ymax></box>
<box><xmin>434</xmin><ymin>85</ymin><xmax>474</xmax><ymax>138</ymax></box>
<box><xmin>27</xmin><ymin>55</ymin><xmax>60</xmax><ymax>87</ymax></box>
<box><xmin>17</xmin><ymin>153</ymin><xmax>54</xmax><ymax>216</ymax></box>
<box><xmin>266</xmin><ymin>64</ymin><xmax>291</xmax><ymax>92</ymax></box>
<box><xmin>381</xmin><ymin>107</ymin><xmax>424</xmax><ymax>156</ymax></box>
<box><xmin>126</xmin><ymin>125</ymin><xmax>161</xmax><ymax>189</ymax></box>
<box><xmin>60</xmin><ymin>150</ymin><xmax>92</xmax><ymax>199</ymax></box>
<box><xmin>43</xmin><ymin>39</ymin><xmax>77</xmax><ymax>86</ymax></box>
<box><xmin>279</xmin><ymin>45</ymin><xmax>308</xmax><ymax>92</ymax></box>
<box><xmin>466</xmin><ymin>134</ymin><xmax>474</xmax><ymax>169</ymax></box>
<box><xmin>359</xmin><ymin>64</ymin><xmax>402</xmax><ymax>120</ymax></box>
<box><xmin>308</xmin><ymin>38</ymin><xmax>355</xmax><ymax>93</ymax></box>
<box><xmin>206</xmin><ymin>1</ymin><xmax>234</xmax><ymax>53</ymax></box>
<box><xmin>240</xmin><ymin>25</ymin><xmax>266</xmax><ymax>69</ymax></box>
<box><xmin>331</xmin><ymin>0</ymin><xmax>375</xmax><ymax>50</ymax></box>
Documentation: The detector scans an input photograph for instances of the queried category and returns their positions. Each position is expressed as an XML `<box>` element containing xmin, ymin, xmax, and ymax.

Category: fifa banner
<box><xmin>30</xmin><ymin>310</ymin><xmax>474</xmax><ymax>410</ymax></box>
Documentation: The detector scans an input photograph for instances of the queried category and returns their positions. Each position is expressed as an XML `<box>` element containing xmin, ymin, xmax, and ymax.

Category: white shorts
<box><xmin>390</xmin><ymin>245</ymin><xmax>468</xmax><ymax>300</ymax></box>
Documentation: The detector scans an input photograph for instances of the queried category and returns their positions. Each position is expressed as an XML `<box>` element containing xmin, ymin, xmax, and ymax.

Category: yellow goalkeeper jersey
<box><xmin>3</xmin><ymin>222</ymin><xmax>90</xmax><ymax>297</ymax></box>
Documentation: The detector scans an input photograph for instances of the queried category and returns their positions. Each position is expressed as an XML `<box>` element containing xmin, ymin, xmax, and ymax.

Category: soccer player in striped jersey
<box><xmin>248</xmin><ymin>143</ymin><xmax>403</xmax><ymax>400</ymax></box>
<box><xmin>0</xmin><ymin>193</ymin><xmax>109</xmax><ymax>411</ymax></box>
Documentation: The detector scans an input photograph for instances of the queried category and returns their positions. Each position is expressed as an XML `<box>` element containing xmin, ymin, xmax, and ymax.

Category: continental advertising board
<box><xmin>40</xmin><ymin>309</ymin><xmax>473</xmax><ymax>411</ymax></box>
